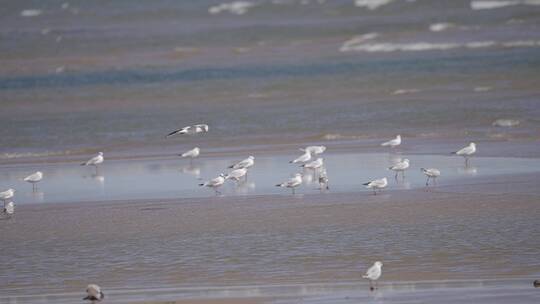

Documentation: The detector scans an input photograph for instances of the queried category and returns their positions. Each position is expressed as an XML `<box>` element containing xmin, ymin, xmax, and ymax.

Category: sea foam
<box><xmin>209</xmin><ymin>1</ymin><xmax>255</xmax><ymax>15</ymax></box>
<box><xmin>471</xmin><ymin>0</ymin><xmax>540</xmax><ymax>10</ymax></box>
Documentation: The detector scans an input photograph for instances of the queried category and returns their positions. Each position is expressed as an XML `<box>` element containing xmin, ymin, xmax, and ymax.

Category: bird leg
<box><xmin>426</xmin><ymin>176</ymin><xmax>430</xmax><ymax>186</ymax></box>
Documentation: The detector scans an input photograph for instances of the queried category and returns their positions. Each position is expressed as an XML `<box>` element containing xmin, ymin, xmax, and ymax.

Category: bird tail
<box><xmin>276</xmin><ymin>183</ymin><xmax>283</xmax><ymax>187</ymax></box>
<box><xmin>198</xmin><ymin>183</ymin><xmax>205</xmax><ymax>187</ymax></box>
<box><xmin>80</xmin><ymin>162</ymin><xmax>87</xmax><ymax>166</ymax></box>
<box><xmin>362</xmin><ymin>182</ymin><xmax>370</xmax><ymax>186</ymax></box>
<box><xmin>289</xmin><ymin>160</ymin><xmax>294</xmax><ymax>164</ymax></box>
<box><xmin>228</xmin><ymin>165</ymin><xmax>234</xmax><ymax>169</ymax></box>
<box><xmin>451</xmin><ymin>151</ymin><xmax>457</xmax><ymax>155</ymax></box>
<box><xmin>83</xmin><ymin>296</ymin><xmax>90</xmax><ymax>300</ymax></box>
<box><xmin>420</xmin><ymin>168</ymin><xmax>426</xmax><ymax>172</ymax></box>
<box><xmin>300</xmin><ymin>164</ymin><xmax>306</xmax><ymax>168</ymax></box>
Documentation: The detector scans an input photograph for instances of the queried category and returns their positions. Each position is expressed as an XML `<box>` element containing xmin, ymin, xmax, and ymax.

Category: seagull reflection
<box><xmin>302</xmin><ymin>172</ymin><xmax>315</xmax><ymax>185</ymax></box>
<box><xmin>31</xmin><ymin>191</ymin><xmax>45</xmax><ymax>202</ymax></box>
<box><xmin>180</xmin><ymin>165</ymin><xmax>201</xmax><ymax>178</ymax></box>
<box><xmin>233</xmin><ymin>181</ymin><xmax>256</xmax><ymax>194</ymax></box>
<box><xmin>457</xmin><ymin>166</ymin><xmax>478</xmax><ymax>175</ymax></box>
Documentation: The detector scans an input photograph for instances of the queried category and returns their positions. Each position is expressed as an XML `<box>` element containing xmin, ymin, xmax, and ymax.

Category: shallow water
<box><xmin>1</xmin><ymin>151</ymin><xmax>540</xmax><ymax>204</ymax></box>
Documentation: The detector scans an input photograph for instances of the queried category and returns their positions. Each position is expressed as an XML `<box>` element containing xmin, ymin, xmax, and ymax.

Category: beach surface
<box><xmin>1</xmin><ymin>146</ymin><xmax>540</xmax><ymax>303</ymax></box>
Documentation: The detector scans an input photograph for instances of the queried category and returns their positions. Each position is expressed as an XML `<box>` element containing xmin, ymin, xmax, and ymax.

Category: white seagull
<box><xmin>300</xmin><ymin>145</ymin><xmax>326</xmax><ymax>155</ymax></box>
<box><xmin>452</xmin><ymin>142</ymin><xmax>476</xmax><ymax>166</ymax></box>
<box><xmin>180</xmin><ymin>147</ymin><xmax>200</xmax><ymax>164</ymax></box>
<box><xmin>167</xmin><ymin>124</ymin><xmax>209</xmax><ymax>137</ymax></box>
<box><xmin>81</xmin><ymin>152</ymin><xmax>104</xmax><ymax>173</ymax></box>
<box><xmin>229</xmin><ymin>155</ymin><xmax>254</xmax><ymax>169</ymax></box>
<box><xmin>83</xmin><ymin>284</ymin><xmax>104</xmax><ymax>302</ymax></box>
<box><xmin>225</xmin><ymin>168</ymin><xmax>248</xmax><ymax>182</ymax></box>
<box><xmin>381</xmin><ymin>135</ymin><xmax>401</xmax><ymax>148</ymax></box>
<box><xmin>301</xmin><ymin>158</ymin><xmax>324</xmax><ymax>171</ymax></box>
<box><xmin>23</xmin><ymin>171</ymin><xmax>43</xmax><ymax>191</ymax></box>
<box><xmin>363</xmin><ymin>261</ymin><xmax>383</xmax><ymax>290</ymax></box>
<box><xmin>388</xmin><ymin>159</ymin><xmax>409</xmax><ymax>179</ymax></box>
<box><xmin>276</xmin><ymin>173</ymin><xmax>303</xmax><ymax>194</ymax></box>
<box><xmin>3</xmin><ymin>201</ymin><xmax>14</xmax><ymax>217</ymax></box>
<box><xmin>421</xmin><ymin>168</ymin><xmax>441</xmax><ymax>186</ymax></box>
<box><xmin>0</xmin><ymin>188</ymin><xmax>15</xmax><ymax>203</ymax></box>
<box><xmin>199</xmin><ymin>173</ymin><xmax>226</xmax><ymax>194</ymax></box>
<box><xmin>290</xmin><ymin>150</ymin><xmax>312</xmax><ymax>164</ymax></box>
<box><xmin>363</xmin><ymin>177</ymin><xmax>388</xmax><ymax>195</ymax></box>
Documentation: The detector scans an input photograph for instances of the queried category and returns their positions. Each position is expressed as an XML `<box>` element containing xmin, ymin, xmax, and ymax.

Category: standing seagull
<box><xmin>363</xmin><ymin>261</ymin><xmax>383</xmax><ymax>290</ymax></box>
<box><xmin>381</xmin><ymin>135</ymin><xmax>401</xmax><ymax>148</ymax></box>
<box><xmin>81</xmin><ymin>152</ymin><xmax>104</xmax><ymax>173</ymax></box>
<box><xmin>83</xmin><ymin>284</ymin><xmax>104</xmax><ymax>303</ymax></box>
<box><xmin>3</xmin><ymin>201</ymin><xmax>14</xmax><ymax>217</ymax></box>
<box><xmin>180</xmin><ymin>147</ymin><xmax>200</xmax><ymax>164</ymax></box>
<box><xmin>300</xmin><ymin>145</ymin><xmax>326</xmax><ymax>155</ymax></box>
<box><xmin>0</xmin><ymin>188</ymin><xmax>15</xmax><ymax>204</ymax></box>
<box><xmin>388</xmin><ymin>159</ymin><xmax>409</xmax><ymax>179</ymax></box>
<box><xmin>23</xmin><ymin>171</ymin><xmax>43</xmax><ymax>191</ymax></box>
<box><xmin>290</xmin><ymin>150</ymin><xmax>312</xmax><ymax>164</ymax></box>
<box><xmin>225</xmin><ymin>168</ymin><xmax>248</xmax><ymax>183</ymax></box>
<box><xmin>363</xmin><ymin>178</ymin><xmax>388</xmax><ymax>195</ymax></box>
<box><xmin>229</xmin><ymin>156</ymin><xmax>255</xmax><ymax>179</ymax></box>
<box><xmin>276</xmin><ymin>173</ymin><xmax>303</xmax><ymax>194</ymax></box>
<box><xmin>199</xmin><ymin>173</ymin><xmax>226</xmax><ymax>195</ymax></box>
<box><xmin>229</xmin><ymin>156</ymin><xmax>254</xmax><ymax>169</ymax></box>
<box><xmin>421</xmin><ymin>168</ymin><xmax>441</xmax><ymax>186</ymax></box>
<box><xmin>452</xmin><ymin>142</ymin><xmax>476</xmax><ymax>166</ymax></box>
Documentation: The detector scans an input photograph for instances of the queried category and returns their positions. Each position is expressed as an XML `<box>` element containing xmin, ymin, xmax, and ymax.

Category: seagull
<box><xmin>225</xmin><ymin>168</ymin><xmax>248</xmax><ymax>182</ymax></box>
<box><xmin>363</xmin><ymin>177</ymin><xmax>388</xmax><ymax>195</ymax></box>
<box><xmin>318</xmin><ymin>169</ymin><xmax>329</xmax><ymax>191</ymax></box>
<box><xmin>167</xmin><ymin>124</ymin><xmax>209</xmax><ymax>137</ymax></box>
<box><xmin>229</xmin><ymin>155</ymin><xmax>254</xmax><ymax>169</ymax></box>
<box><xmin>452</xmin><ymin>142</ymin><xmax>476</xmax><ymax>166</ymax></box>
<box><xmin>180</xmin><ymin>147</ymin><xmax>200</xmax><ymax>164</ymax></box>
<box><xmin>290</xmin><ymin>150</ymin><xmax>312</xmax><ymax>164</ymax></box>
<box><xmin>300</xmin><ymin>145</ymin><xmax>326</xmax><ymax>155</ymax></box>
<box><xmin>363</xmin><ymin>261</ymin><xmax>383</xmax><ymax>290</ymax></box>
<box><xmin>23</xmin><ymin>171</ymin><xmax>43</xmax><ymax>191</ymax></box>
<box><xmin>301</xmin><ymin>158</ymin><xmax>324</xmax><ymax>170</ymax></box>
<box><xmin>381</xmin><ymin>135</ymin><xmax>401</xmax><ymax>148</ymax></box>
<box><xmin>276</xmin><ymin>173</ymin><xmax>303</xmax><ymax>194</ymax></box>
<box><xmin>421</xmin><ymin>168</ymin><xmax>441</xmax><ymax>186</ymax></box>
<box><xmin>0</xmin><ymin>189</ymin><xmax>15</xmax><ymax>204</ymax></box>
<box><xmin>81</xmin><ymin>152</ymin><xmax>104</xmax><ymax>173</ymax></box>
<box><xmin>83</xmin><ymin>284</ymin><xmax>104</xmax><ymax>303</ymax></box>
<box><xmin>388</xmin><ymin>159</ymin><xmax>409</xmax><ymax>179</ymax></box>
<box><xmin>3</xmin><ymin>201</ymin><xmax>14</xmax><ymax>217</ymax></box>
<box><xmin>199</xmin><ymin>173</ymin><xmax>225</xmax><ymax>194</ymax></box>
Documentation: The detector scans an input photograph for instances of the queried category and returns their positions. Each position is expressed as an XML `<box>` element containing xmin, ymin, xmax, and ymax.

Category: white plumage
<box><xmin>388</xmin><ymin>159</ymin><xmax>409</xmax><ymax>178</ymax></box>
<box><xmin>381</xmin><ymin>135</ymin><xmax>401</xmax><ymax>147</ymax></box>
<box><xmin>290</xmin><ymin>151</ymin><xmax>312</xmax><ymax>164</ymax></box>
<box><xmin>421</xmin><ymin>168</ymin><xmax>441</xmax><ymax>186</ymax></box>
<box><xmin>180</xmin><ymin>147</ymin><xmax>200</xmax><ymax>163</ymax></box>
<box><xmin>301</xmin><ymin>158</ymin><xmax>324</xmax><ymax>170</ymax></box>
<box><xmin>300</xmin><ymin>145</ymin><xmax>326</xmax><ymax>155</ymax></box>
<box><xmin>0</xmin><ymin>188</ymin><xmax>15</xmax><ymax>203</ymax></box>
<box><xmin>24</xmin><ymin>171</ymin><xmax>43</xmax><ymax>191</ymax></box>
<box><xmin>81</xmin><ymin>152</ymin><xmax>104</xmax><ymax>166</ymax></box>
<box><xmin>453</xmin><ymin>142</ymin><xmax>476</xmax><ymax>166</ymax></box>
<box><xmin>363</xmin><ymin>177</ymin><xmax>388</xmax><ymax>194</ymax></box>
<box><xmin>83</xmin><ymin>284</ymin><xmax>104</xmax><ymax>302</ymax></box>
<box><xmin>363</xmin><ymin>261</ymin><xmax>383</xmax><ymax>290</ymax></box>
<box><xmin>276</xmin><ymin>173</ymin><xmax>303</xmax><ymax>194</ymax></box>
<box><xmin>229</xmin><ymin>156</ymin><xmax>254</xmax><ymax>169</ymax></box>
<box><xmin>199</xmin><ymin>174</ymin><xmax>226</xmax><ymax>194</ymax></box>
<box><xmin>225</xmin><ymin>168</ymin><xmax>248</xmax><ymax>182</ymax></box>
<box><xmin>167</xmin><ymin>124</ymin><xmax>209</xmax><ymax>137</ymax></box>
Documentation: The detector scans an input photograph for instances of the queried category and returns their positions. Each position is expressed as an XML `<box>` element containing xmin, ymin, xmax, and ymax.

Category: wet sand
<box><xmin>1</xmin><ymin>166</ymin><xmax>540</xmax><ymax>303</ymax></box>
